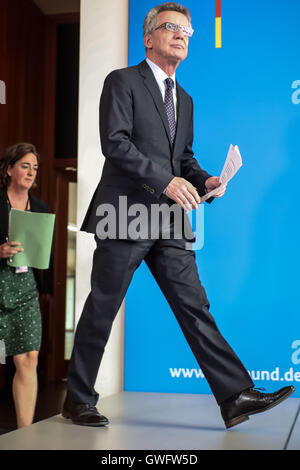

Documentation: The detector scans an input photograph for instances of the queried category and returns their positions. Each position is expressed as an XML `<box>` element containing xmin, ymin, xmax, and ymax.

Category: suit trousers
<box><xmin>67</xmin><ymin>236</ymin><xmax>254</xmax><ymax>406</ymax></box>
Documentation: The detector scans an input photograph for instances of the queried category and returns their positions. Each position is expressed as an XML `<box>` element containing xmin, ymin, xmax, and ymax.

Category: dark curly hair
<box><xmin>0</xmin><ymin>142</ymin><xmax>40</xmax><ymax>188</ymax></box>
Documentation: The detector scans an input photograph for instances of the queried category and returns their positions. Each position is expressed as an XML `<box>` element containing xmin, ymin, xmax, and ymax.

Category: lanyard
<box><xmin>7</xmin><ymin>195</ymin><xmax>30</xmax><ymax>211</ymax></box>
<box><xmin>6</xmin><ymin>194</ymin><xmax>30</xmax><ymax>273</ymax></box>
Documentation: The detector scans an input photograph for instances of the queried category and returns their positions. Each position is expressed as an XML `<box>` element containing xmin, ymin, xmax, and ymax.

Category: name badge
<box><xmin>15</xmin><ymin>266</ymin><xmax>28</xmax><ymax>273</ymax></box>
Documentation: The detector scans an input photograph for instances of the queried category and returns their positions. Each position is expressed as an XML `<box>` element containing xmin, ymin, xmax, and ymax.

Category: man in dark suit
<box><xmin>63</xmin><ymin>2</ymin><xmax>295</xmax><ymax>429</ymax></box>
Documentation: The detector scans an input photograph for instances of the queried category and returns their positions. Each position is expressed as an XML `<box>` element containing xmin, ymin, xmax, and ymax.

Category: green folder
<box><xmin>7</xmin><ymin>209</ymin><xmax>56</xmax><ymax>269</ymax></box>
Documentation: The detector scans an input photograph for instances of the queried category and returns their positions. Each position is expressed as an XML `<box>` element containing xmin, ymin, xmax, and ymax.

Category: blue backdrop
<box><xmin>125</xmin><ymin>0</ymin><xmax>300</xmax><ymax>397</ymax></box>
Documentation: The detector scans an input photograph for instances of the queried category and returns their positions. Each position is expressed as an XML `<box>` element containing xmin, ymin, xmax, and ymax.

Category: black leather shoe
<box><xmin>62</xmin><ymin>396</ymin><xmax>109</xmax><ymax>427</ymax></box>
<box><xmin>220</xmin><ymin>385</ymin><xmax>296</xmax><ymax>429</ymax></box>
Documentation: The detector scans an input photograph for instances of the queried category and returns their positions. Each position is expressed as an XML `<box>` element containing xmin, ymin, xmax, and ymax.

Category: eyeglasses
<box><xmin>154</xmin><ymin>22</ymin><xmax>194</xmax><ymax>38</ymax></box>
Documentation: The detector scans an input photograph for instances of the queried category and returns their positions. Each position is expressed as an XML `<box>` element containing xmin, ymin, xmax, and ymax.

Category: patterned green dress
<box><xmin>0</xmin><ymin>265</ymin><xmax>41</xmax><ymax>357</ymax></box>
<box><xmin>0</xmin><ymin>217</ymin><xmax>41</xmax><ymax>358</ymax></box>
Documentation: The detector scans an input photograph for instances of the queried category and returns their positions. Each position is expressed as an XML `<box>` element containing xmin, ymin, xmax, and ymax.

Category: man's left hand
<box><xmin>205</xmin><ymin>177</ymin><xmax>227</xmax><ymax>198</ymax></box>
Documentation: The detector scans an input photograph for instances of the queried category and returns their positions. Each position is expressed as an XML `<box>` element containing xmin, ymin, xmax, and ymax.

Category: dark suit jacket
<box><xmin>0</xmin><ymin>186</ymin><xmax>52</xmax><ymax>293</ymax></box>
<box><xmin>81</xmin><ymin>60</ymin><xmax>212</xmax><ymax>240</ymax></box>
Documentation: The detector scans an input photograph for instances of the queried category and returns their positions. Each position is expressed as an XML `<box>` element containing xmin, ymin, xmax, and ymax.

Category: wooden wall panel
<box><xmin>0</xmin><ymin>0</ymin><xmax>45</xmax><ymax>166</ymax></box>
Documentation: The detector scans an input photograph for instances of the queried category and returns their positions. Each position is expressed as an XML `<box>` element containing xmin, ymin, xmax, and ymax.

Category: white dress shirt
<box><xmin>146</xmin><ymin>58</ymin><xmax>177</xmax><ymax>120</ymax></box>
<box><xmin>145</xmin><ymin>58</ymin><xmax>178</xmax><ymax>195</ymax></box>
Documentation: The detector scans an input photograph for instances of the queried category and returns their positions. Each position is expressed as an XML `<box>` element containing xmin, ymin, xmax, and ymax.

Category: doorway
<box><xmin>51</xmin><ymin>166</ymin><xmax>77</xmax><ymax>380</ymax></box>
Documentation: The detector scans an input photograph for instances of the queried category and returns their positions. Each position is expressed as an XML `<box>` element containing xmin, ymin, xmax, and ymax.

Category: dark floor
<box><xmin>0</xmin><ymin>379</ymin><xmax>67</xmax><ymax>435</ymax></box>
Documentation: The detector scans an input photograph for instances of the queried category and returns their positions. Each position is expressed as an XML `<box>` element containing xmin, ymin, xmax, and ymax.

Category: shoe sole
<box><xmin>225</xmin><ymin>386</ymin><xmax>296</xmax><ymax>429</ymax></box>
<box><xmin>62</xmin><ymin>411</ymin><xmax>109</xmax><ymax>427</ymax></box>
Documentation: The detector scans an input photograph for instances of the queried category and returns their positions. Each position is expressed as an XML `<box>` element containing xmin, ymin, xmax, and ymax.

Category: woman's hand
<box><xmin>0</xmin><ymin>241</ymin><xmax>24</xmax><ymax>259</ymax></box>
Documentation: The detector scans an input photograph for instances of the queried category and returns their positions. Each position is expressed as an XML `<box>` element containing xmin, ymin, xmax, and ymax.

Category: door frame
<box><xmin>49</xmin><ymin>164</ymin><xmax>77</xmax><ymax>381</ymax></box>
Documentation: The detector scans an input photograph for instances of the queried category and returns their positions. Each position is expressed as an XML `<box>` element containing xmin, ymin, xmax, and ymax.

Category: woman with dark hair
<box><xmin>0</xmin><ymin>142</ymin><xmax>49</xmax><ymax>428</ymax></box>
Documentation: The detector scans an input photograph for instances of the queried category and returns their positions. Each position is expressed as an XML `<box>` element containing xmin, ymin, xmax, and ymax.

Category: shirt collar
<box><xmin>146</xmin><ymin>58</ymin><xmax>176</xmax><ymax>87</ymax></box>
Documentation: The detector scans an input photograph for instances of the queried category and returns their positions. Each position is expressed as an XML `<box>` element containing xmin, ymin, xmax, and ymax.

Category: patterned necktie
<box><xmin>164</xmin><ymin>78</ymin><xmax>176</xmax><ymax>144</ymax></box>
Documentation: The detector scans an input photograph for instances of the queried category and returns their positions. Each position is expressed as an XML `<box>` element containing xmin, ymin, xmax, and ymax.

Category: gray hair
<box><xmin>143</xmin><ymin>2</ymin><xmax>192</xmax><ymax>36</ymax></box>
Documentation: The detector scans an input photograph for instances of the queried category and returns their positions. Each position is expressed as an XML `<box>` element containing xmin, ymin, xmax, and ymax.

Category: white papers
<box><xmin>220</xmin><ymin>144</ymin><xmax>242</xmax><ymax>185</ymax></box>
<box><xmin>200</xmin><ymin>144</ymin><xmax>243</xmax><ymax>203</ymax></box>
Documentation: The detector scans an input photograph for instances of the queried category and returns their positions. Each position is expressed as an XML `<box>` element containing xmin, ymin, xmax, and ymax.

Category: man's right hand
<box><xmin>165</xmin><ymin>177</ymin><xmax>200</xmax><ymax>210</ymax></box>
